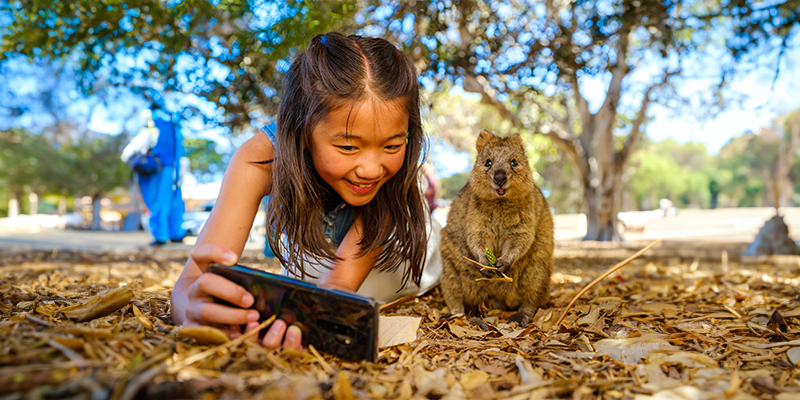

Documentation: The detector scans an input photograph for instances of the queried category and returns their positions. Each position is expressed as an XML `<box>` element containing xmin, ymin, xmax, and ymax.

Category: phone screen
<box><xmin>210</xmin><ymin>264</ymin><xmax>379</xmax><ymax>362</ymax></box>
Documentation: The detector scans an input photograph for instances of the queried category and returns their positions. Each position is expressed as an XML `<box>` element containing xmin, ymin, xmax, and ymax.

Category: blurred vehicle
<box><xmin>183</xmin><ymin>201</ymin><xmax>214</xmax><ymax>236</ymax></box>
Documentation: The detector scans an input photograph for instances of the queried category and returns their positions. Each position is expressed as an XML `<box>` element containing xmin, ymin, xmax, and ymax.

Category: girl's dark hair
<box><xmin>266</xmin><ymin>32</ymin><xmax>428</xmax><ymax>288</ymax></box>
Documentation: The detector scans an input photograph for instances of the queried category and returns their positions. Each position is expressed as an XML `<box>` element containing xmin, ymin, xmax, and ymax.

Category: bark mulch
<box><xmin>1</xmin><ymin>249</ymin><xmax>799</xmax><ymax>399</ymax></box>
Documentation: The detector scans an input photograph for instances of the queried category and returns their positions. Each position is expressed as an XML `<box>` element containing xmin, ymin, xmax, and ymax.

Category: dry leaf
<box><xmin>576</xmin><ymin>306</ymin><xmax>601</xmax><ymax>326</ymax></box>
<box><xmin>767</xmin><ymin>310</ymin><xmax>788</xmax><ymax>335</ymax></box>
<box><xmin>750</xmin><ymin>375</ymin><xmax>777</xmax><ymax>394</ymax></box>
<box><xmin>448</xmin><ymin>322</ymin><xmax>491</xmax><ymax>338</ymax></box>
<box><xmin>636</xmin><ymin>386</ymin><xmax>759</xmax><ymax>400</ymax></box>
<box><xmin>724</xmin><ymin>370</ymin><xmax>741</xmax><ymax>397</ymax></box>
<box><xmin>51</xmin><ymin>335</ymin><xmax>85</xmax><ymax>350</ymax></box>
<box><xmin>642</xmin><ymin>302</ymin><xmax>681</xmax><ymax>318</ymax></box>
<box><xmin>179</xmin><ymin>326</ymin><xmax>230</xmax><ymax>345</ymax></box>
<box><xmin>5</xmin><ymin>244</ymin><xmax>800</xmax><ymax>400</ymax></box>
<box><xmin>594</xmin><ymin>333</ymin><xmax>680</xmax><ymax>364</ymax></box>
<box><xmin>474</xmin><ymin>358</ymin><xmax>507</xmax><ymax>375</ymax></box>
<box><xmin>378</xmin><ymin>316</ymin><xmax>421</xmax><ymax>348</ymax></box>
<box><xmin>460</xmin><ymin>370</ymin><xmax>489</xmax><ymax>390</ymax></box>
<box><xmin>413</xmin><ymin>366</ymin><xmax>448</xmax><ymax>397</ymax></box>
<box><xmin>35</xmin><ymin>306</ymin><xmax>55</xmax><ymax>317</ymax></box>
<box><xmin>59</xmin><ymin>326</ymin><xmax>114</xmax><ymax>339</ymax></box>
<box><xmin>333</xmin><ymin>371</ymin><xmax>354</xmax><ymax>400</ymax></box>
<box><xmin>787</xmin><ymin>347</ymin><xmax>800</xmax><ymax>366</ymax></box>
<box><xmin>132</xmin><ymin>304</ymin><xmax>154</xmax><ymax>330</ymax></box>
<box><xmin>57</xmin><ymin>286</ymin><xmax>133</xmax><ymax>322</ymax></box>
<box><xmin>515</xmin><ymin>355</ymin><xmax>543</xmax><ymax>385</ymax></box>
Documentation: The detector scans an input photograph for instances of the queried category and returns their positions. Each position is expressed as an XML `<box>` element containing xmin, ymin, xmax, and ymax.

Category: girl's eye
<box><xmin>511</xmin><ymin>160</ymin><xmax>518</xmax><ymax>167</ymax></box>
<box><xmin>385</xmin><ymin>145</ymin><xmax>402</xmax><ymax>151</ymax></box>
<box><xmin>338</xmin><ymin>146</ymin><xmax>358</xmax><ymax>152</ymax></box>
<box><xmin>485</xmin><ymin>159</ymin><xmax>492</xmax><ymax>167</ymax></box>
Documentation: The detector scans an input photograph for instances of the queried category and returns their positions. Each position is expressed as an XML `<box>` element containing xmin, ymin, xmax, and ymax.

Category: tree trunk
<box><xmin>583</xmin><ymin>174</ymin><xmax>622</xmax><ymax>241</ymax></box>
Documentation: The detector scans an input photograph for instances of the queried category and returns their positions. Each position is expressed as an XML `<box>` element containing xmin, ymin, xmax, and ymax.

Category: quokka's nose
<box><xmin>493</xmin><ymin>170</ymin><xmax>507</xmax><ymax>187</ymax></box>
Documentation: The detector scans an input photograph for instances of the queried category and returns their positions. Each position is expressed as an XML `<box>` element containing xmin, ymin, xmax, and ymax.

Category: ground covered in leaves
<box><xmin>1</xmin><ymin>248</ymin><xmax>800</xmax><ymax>399</ymax></box>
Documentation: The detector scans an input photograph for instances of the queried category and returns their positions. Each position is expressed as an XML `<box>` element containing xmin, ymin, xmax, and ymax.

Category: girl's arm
<box><xmin>171</xmin><ymin>132</ymin><xmax>292</xmax><ymax>337</ymax></box>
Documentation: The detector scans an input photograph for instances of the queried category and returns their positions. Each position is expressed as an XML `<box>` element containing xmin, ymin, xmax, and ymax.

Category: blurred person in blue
<box><xmin>121</xmin><ymin>103</ymin><xmax>188</xmax><ymax>246</ymax></box>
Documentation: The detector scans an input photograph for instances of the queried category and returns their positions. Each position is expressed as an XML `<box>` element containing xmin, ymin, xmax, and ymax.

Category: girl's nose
<box><xmin>355</xmin><ymin>152</ymin><xmax>383</xmax><ymax>180</ymax></box>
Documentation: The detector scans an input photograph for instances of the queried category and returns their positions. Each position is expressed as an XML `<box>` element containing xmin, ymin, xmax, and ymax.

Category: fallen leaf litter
<box><xmin>1</xmin><ymin>247</ymin><xmax>800</xmax><ymax>399</ymax></box>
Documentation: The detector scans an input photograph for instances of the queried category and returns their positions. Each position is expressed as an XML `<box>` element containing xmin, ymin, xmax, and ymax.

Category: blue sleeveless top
<box><xmin>263</xmin><ymin>122</ymin><xmax>355</xmax><ymax>247</ymax></box>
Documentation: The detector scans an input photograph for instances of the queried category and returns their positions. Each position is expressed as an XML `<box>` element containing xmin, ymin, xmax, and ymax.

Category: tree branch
<box><xmin>617</xmin><ymin>69</ymin><xmax>680</xmax><ymax>168</ymax></box>
<box><xmin>598</xmin><ymin>30</ymin><xmax>630</xmax><ymax>135</ymax></box>
<box><xmin>530</xmin><ymin>97</ymin><xmax>575</xmax><ymax>139</ymax></box>
<box><xmin>462</xmin><ymin>74</ymin><xmax>523</xmax><ymax>126</ymax></box>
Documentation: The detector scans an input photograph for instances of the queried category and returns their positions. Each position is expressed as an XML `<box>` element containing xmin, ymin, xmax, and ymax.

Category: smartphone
<box><xmin>209</xmin><ymin>264</ymin><xmax>379</xmax><ymax>362</ymax></box>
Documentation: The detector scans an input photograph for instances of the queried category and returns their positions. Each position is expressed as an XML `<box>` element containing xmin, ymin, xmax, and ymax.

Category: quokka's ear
<box><xmin>476</xmin><ymin>129</ymin><xmax>494</xmax><ymax>153</ymax></box>
<box><xmin>509</xmin><ymin>133</ymin><xmax>523</xmax><ymax>145</ymax></box>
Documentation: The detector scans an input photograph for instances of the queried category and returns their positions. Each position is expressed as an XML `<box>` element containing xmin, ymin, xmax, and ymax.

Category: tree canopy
<box><xmin>1</xmin><ymin>1</ymin><xmax>361</xmax><ymax>129</ymax></box>
<box><xmin>2</xmin><ymin>0</ymin><xmax>798</xmax><ymax>238</ymax></box>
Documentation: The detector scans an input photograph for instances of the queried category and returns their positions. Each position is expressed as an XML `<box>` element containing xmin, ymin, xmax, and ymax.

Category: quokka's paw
<box><xmin>495</xmin><ymin>259</ymin><xmax>511</xmax><ymax>274</ymax></box>
<box><xmin>479</xmin><ymin>267</ymin><xmax>498</xmax><ymax>278</ymax></box>
<box><xmin>508</xmin><ymin>310</ymin><xmax>532</xmax><ymax>327</ymax></box>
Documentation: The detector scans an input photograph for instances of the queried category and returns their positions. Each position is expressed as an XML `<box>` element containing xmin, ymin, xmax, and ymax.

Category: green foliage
<box><xmin>184</xmin><ymin>137</ymin><xmax>225</xmax><ymax>180</ymax></box>
<box><xmin>0</xmin><ymin>129</ymin><xmax>129</xmax><ymax>203</ymax></box>
<box><xmin>439</xmin><ymin>171</ymin><xmax>469</xmax><ymax>200</ymax></box>
<box><xmin>0</xmin><ymin>129</ymin><xmax>65</xmax><ymax>195</ymax></box>
<box><xmin>526</xmin><ymin>135</ymin><xmax>585</xmax><ymax>214</ymax></box>
<box><xmin>1</xmin><ymin>1</ymin><xmax>361</xmax><ymax>129</ymax></box>
<box><xmin>625</xmin><ymin>140</ymin><xmax>712</xmax><ymax>210</ymax></box>
<box><xmin>59</xmin><ymin>133</ymin><xmax>130</xmax><ymax>199</ymax></box>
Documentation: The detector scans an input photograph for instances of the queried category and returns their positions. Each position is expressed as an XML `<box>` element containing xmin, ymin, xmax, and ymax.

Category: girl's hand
<box><xmin>184</xmin><ymin>244</ymin><xmax>302</xmax><ymax>349</ymax></box>
<box><xmin>249</xmin><ymin>318</ymin><xmax>302</xmax><ymax>349</ymax></box>
<box><xmin>184</xmin><ymin>271</ymin><xmax>260</xmax><ymax>338</ymax></box>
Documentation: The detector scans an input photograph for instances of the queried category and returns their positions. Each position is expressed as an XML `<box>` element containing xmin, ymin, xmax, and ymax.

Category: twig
<box><xmin>25</xmin><ymin>313</ymin><xmax>57</xmax><ymax>328</ymax></box>
<box><xmin>118</xmin><ymin>364</ymin><xmax>166</xmax><ymax>400</ymax></box>
<box><xmin>461</xmin><ymin>256</ymin><xmax>497</xmax><ymax>270</ymax></box>
<box><xmin>723</xmin><ymin>305</ymin><xmax>742</xmax><ymax>319</ymax></box>
<box><xmin>48</xmin><ymin>339</ymin><xmax>85</xmax><ymax>363</ymax></box>
<box><xmin>462</xmin><ymin>256</ymin><xmax>513</xmax><ymax>282</ymax></box>
<box><xmin>380</xmin><ymin>294</ymin><xmax>416</xmax><ymax>312</ymax></box>
<box><xmin>553</xmin><ymin>239</ymin><xmax>661</xmax><ymax>328</ymax></box>
<box><xmin>476</xmin><ymin>273</ymin><xmax>513</xmax><ymax>282</ymax></box>
<box><xmin>167</xmin><ymin>315</ymin><xmax>276</xmax><ymax>373</ymax></box>
<box><xmin>0</xmin><ymin>360</ymin><xmax>106</xmax><ymax>376</ymax></box>
<box><xmin>308</xmin><ymin>344</ymin><xmax>334</xmax><ymax>375</ymax></box>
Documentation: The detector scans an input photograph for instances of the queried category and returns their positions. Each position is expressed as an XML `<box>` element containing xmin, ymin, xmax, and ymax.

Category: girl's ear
<box><xmin>476</xmin><ymin>129</ymin><xmax>494</xmax><ymax>153</ymax></box>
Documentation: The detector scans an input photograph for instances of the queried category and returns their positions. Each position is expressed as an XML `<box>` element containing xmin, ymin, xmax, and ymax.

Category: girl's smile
<box><xmin>309</xmin><ymin>98</ymin><xmax>409</xmax><ymax>207</ymax></box>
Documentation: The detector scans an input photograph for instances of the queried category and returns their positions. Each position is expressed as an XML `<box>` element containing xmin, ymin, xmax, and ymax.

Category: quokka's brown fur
<box><xmin>439</xmin><ymin>129</ymin><xmax>554</xmax><ymax>327</ymax></box>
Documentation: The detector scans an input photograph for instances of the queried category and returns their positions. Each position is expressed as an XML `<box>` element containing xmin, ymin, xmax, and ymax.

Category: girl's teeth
<box><xmin>356</xmin><ymin>183</ymin><xmax>372</xmax><ymax>188</ymax></box>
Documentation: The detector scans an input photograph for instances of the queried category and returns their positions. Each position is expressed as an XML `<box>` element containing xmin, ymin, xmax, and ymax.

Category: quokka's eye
<box><xmin>511</xmin><ymin>160</ymin><xmax>518</xmax><ymax>167</ymax></box>
<box><xmin>485</xmin><ymin>159</ymin><xmax>492</xmax><ymax>167</ymax></box>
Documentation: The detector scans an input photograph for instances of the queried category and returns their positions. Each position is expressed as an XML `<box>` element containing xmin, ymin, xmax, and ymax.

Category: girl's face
<box><xmin>309</xmin><ymin>98</ymin><xmax>409</xmax><ymax>207</ymax></box>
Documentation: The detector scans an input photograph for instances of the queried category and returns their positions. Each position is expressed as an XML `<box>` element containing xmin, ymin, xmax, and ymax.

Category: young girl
<box><xmin>170</xmin><ymin>32</ymin><xmax>442</xmax><ymax>349</ymax></box>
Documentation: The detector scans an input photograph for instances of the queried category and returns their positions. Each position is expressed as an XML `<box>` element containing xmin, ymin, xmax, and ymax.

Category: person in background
<box><xmin>422</xmin><ymin>162</ymin><xmax>439</xmax><ymax>213</ymax></box>
<box><xmin>122</xmin><ymin>103</ymin><xmax>188</xmax><ymax>246</ymax></box>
